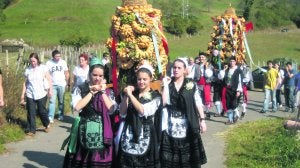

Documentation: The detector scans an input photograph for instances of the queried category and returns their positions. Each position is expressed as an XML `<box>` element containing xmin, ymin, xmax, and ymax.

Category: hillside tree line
<box><xmin>238</xmin><ymin>0</ymin><xmax>300</xmax><ymax>29</ymax></box>
<box><xmin>153</xmin><ymin>0</ymin><xmax>300</xmax><ymax>36</ymax></box>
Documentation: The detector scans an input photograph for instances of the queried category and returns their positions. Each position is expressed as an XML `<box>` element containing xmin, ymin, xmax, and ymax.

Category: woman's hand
<box><xmin>47</xmin><ymin>89</ymin><xmax>53</xmax><ymax>98</ymax></box>
<box><xmin>200</xmin><ymin>120</ymin><xmax>207</xmax><ymax>133</ymax></box>
<box><xmin>236</xmin><ymin>91</ymin><xmax>241</xmax><ymax>98</ymax></box>
<box><xmin>162</xmin><ymin>76</ymin><xmax>171</xmax><ymax>86</ymax></box>
<box><xmin>20</xmin><ymin>97</ymin><xmax>26</xmax><ymax>108</ymax></box>
<box><xmin>224</xmin><ymin>64</ymin><xmax>228</xmax><ymax>70</ymax></box>
<box><xmin>123</xmin><ymin>85</ymin><xmax>135</xmax><ymax>96</ymax></box>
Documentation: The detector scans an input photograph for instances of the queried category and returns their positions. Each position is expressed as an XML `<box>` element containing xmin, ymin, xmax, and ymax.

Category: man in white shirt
<box><xmin>46</xmin><ymin>50</ymin><xmax>69</xmax><ymax>123</ymax></box>
<box><xmin>218</xmin><ymin>56</ymin><xmax>243</xmax><ymax>124</ymax></box>
<box><xmin>186</xmin><ymin>57</ymin><xmax>200</xmax><ymax>82</ymax></box>
<box><xmin>196</xmin><ymin>52</ymin><xmax>213</xmax><ymax>118</ymax></box>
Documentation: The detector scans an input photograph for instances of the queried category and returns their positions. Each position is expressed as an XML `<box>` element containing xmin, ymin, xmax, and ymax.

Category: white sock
<box><xmin>215</xmin><ymin>101</ymin><xmax>222</xmax><ymax>114</ymax></box>
<box><xmin>242</xmin><ymin>103</ymin><xmax>247</xmax><ymax>113</ymax></box>
<box><xmin>234</xmin><ymin>108</ymin><xmax>240</xmax><ymax>117</ymax></box>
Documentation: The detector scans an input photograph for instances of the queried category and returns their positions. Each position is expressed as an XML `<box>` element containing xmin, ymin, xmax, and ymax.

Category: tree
<box><xmin>165</xmin><ymin>15</ymin><xmax>185</xmax><ymax>36</ymax></box>
<box><xmin>186</xmin><ymin>16</ymin><xmax>203</xmax><ymax>35</ymax></box>
<box><xmin>155</xmin><ymin>0</ymin><xmax>203</xmax><ymax>36</ymax></box>
<box><xmin>0</xmin><ymin>0</ymin><xmax>13</xmax><ymax>9</ymax></box>
<box><xmin>59</xmin><ymin>34</ymin><xmax>90</xmax><ymax>51</ymax></box>
<box><xmin>238</xmin><ymin>0</ymin><xmax>297</xmax><ymax>29</ymax></box>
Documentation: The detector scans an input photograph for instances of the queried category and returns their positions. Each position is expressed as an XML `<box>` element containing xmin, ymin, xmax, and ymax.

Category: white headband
<box><xmin>177</xmin><ymin>57</ymin><xmax>188</xmax><ymax>67</ymax></box>
<box><xmin>139</xmin><ymin>64</ymin><xmax>154</xmax><ymax>75</ymax></box>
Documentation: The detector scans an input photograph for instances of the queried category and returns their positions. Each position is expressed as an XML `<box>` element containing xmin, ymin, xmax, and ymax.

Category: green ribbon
<box><xmin>60</xmin><ymin>116</ymin><xmax>81</xmax><ymax>153</ymax></box>
<box><xmin>152</xmin><ymin>31</ymin><xmax>162</xmax><ymax>73</ymax></box>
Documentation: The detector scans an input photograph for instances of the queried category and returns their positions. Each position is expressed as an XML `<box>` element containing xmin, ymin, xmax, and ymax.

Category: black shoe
<box><xmin>291</xmin><ymin>108</ymin><xmax>295</xmax><ymax>113</ymax></box>
<box><xmin>225</xmin><ymin>121</ymin><xmax>234</xmax><ymax>125</ymax></box>
<box><xmin>214</xmin><ymin>113</ymin><xmax>222</xmax><ymax>117</ymax></box>
<box><xmin>234</xmin><ymin>116</ymin><xmax>239</xmax><ymax>123</ymax></box>
<box><xmin>206</xmin><ymin>113</ymin><xmax>211</xmax><ymax>119</ymax></box>
<box><xmin>260</xmin><ymin>110</ymin><xmax>266</xmax><ymax>113</ymax></box>
<box><xmin>241</xmin><ymin>112</ymin><xmax>245</xmax><ymax>119</ymax></box>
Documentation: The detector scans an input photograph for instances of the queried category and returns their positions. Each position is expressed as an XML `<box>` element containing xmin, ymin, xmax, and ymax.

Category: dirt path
<box><xmin>0</xmin><ymin>91</ymin><xmax>297</xmax><ymax>168</ymax></box>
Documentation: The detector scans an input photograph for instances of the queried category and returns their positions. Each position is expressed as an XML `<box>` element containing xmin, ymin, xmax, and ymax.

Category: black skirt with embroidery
<box><xmin>114</xmin><ymin>121</ymin><xmax>160</xmax><ymax>168</ymax></box>
<box><xmin>160</xmin><ymin>131</ymin><xmax>207</xmax><ymax>168</ymax></box>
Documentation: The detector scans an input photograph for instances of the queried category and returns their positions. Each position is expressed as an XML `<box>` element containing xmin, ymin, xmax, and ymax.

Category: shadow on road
<box><xmin>23</xmin><ymin>163</ymin><xmax>39</xmax><ymax>168</ymax></box>
<box><xmin>23</xmin><ymin>151</ymin><xmax>64</xmax><ymax>168</ymax></box>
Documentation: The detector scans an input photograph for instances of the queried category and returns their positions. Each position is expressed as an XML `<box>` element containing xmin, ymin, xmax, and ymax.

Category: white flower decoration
<box><xmin>185</xmin><ymin>81</ymin><xmax>194</xmax><ymax>90</ymax></box>
<box><xmin>142</xmin><ymin>92</ymin><xmax>152</xmax><ymax>100</ymax></box>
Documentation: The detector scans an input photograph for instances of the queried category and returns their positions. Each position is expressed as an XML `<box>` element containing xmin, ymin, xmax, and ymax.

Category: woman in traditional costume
<box><xmin>160</xmin><ymin>58</ymin><xmax>207</xmax><ymax>168</ymax></box>
<box><xmin>63</xmin><ymin>57</ymin><xmax>117</xmax><ymax>168</ymax></box>
<box><xmin>116</xmin><ymin>64</ymin><xmax>162</xmax><ymax>168</ymax></box>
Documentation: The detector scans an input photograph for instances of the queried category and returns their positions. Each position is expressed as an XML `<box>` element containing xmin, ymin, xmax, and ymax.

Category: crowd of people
<box><xmin>167</xmin><ymin>51</ymin><xmax>252</xmax><ymax>125</ymax></box>
<box><xmin>62</xmin><ymin>56</ymin><xmax>207</xmax><ymax>167</ymax></box>
<box><xmin>260</xmin><ymin>61</ymin><xmax>300</xmax><ymax>113</ymax></box>
<box><xmin>0</xmin><ymin>48</ymin><xmax>299</xmax><ymax>167</ymax></box>
<box><xmin>168</xmin><ymin>52</ymin><xmax>300</xmax><ymax>125</ymax></box>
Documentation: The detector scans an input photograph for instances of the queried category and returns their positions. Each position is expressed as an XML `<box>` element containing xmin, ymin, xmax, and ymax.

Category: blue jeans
<box><xmin>263</xmin><ymin>89</ymin><xmax>277</xmax><ymax>112</ymax></box>
<box><xmin>227</xmin><ymin>110</ymin><xmax>234</xmax><ymax>122</ymax></box>
<box><xmin>284</xmin><ymin>86</ymin><xmax>295</xmax><ymax>109</ymax></box>
<box><xmin>48</xmin><ymin>85</ymin><xmax>65</xmax><ymax>120</ymax></box>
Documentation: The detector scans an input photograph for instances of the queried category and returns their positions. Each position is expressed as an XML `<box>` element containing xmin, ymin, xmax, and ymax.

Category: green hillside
<box><xmin>0</xmin><ymin>0</ymin><xmax>239</xmax><ymax>46</ymax></box>
<box><xmin>0</xmin><ymin>0</ymin><xmax>120</xmax><ymax>46</ymax></box>
<box><xmin>0</xmin><ymin>0</ymin><xmax>299</xmax><ymax>63</ymax></box>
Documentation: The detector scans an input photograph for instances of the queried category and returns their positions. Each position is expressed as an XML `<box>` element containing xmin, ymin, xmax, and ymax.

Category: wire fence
<box><xmin>1</xmin><ymin>44</ymin><xmax>108</xmax><ymax>75</ymax></box>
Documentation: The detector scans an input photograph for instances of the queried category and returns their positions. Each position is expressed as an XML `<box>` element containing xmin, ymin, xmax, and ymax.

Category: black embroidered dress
<box><xmin>117</xmin><ymin>90</ymin><xmax>161</xmax><ymax>168</ymax></box>
<box><xmin>63</xmin><ymin>82</ymin><xmax>116</xmax><ymax>168</ymax></box>
<box><xmin>160</xmin><ymin>78</ymin><xmax>207</xmax><ymax>168</ymax></box>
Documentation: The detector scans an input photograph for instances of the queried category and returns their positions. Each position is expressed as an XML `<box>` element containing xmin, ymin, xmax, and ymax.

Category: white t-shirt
<box><xmin>25</xmin><ymin>64</ymin><xmax>48</xmax><ymax>100</ymax></box>
<box><xmin>46</xmin><ymin>59</ymin><xmax>68</xmax><ymax>86</ymax></box>
<box><xmin>72</xmin><ymin>65</ymin><xmax>89</xmax><ymax>87</ymax></box>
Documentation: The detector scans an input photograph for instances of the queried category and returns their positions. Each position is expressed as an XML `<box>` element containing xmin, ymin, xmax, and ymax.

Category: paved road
<box><xmin>0</xmin><ymin>91</ymin><xmax>297</xmax><ymax>168</ymax></box>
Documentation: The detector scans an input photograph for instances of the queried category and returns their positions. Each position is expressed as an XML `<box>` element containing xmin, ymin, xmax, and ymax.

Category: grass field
<box><xmin>225</xmin><ymin>119</ymin><xmax>300</xmax><ymax>168</ymax></box>
<box><xmin>167</xmin><ymin>29</ymin><xmax>300</xmax><ymax>64</ymax></box>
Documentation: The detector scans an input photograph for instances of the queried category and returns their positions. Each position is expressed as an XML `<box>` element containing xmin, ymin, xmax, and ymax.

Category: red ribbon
<box><xmin>162</xmin><ymin>38</ymin><xmax>169</xmax><ymax>56</ymax></box>
<box><xmin>222</xmin><ymin>87</ymin><xmax>228</xmax><ymax>113</ymax></box>
<box><xmin>111</xmin><ymin>32</ymin><xmax>118</xmax><ymax>96</ymax></box>
<box><xmin>243</xmin><ymin>85</ymin><xmax>248</xmax><ymax>103</ymax></box>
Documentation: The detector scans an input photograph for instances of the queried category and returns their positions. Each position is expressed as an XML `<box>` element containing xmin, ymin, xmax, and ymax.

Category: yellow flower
<box><xmin>185</xmin><ymin>81</ymin><xmax>194</xmax><ymax>90</ymax></box>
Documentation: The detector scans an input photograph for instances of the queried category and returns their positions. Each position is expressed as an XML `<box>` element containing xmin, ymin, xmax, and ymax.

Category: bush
<box><xmin>165</xmin><ymin>15</ymin><xmax>185</xmax><ymax>36</ymax></box>
<box><xmin>1</xmin><ymin>67</ymin><xmax>26</xmax><ymax>127</ymax></box>
<box><xmin>59</xmin><ymin>33</ymin><xmax>90</xmax><ymax>51</ymax></box>
<box><xmin>186</xmin><ymin>16</ymin><xmax>203</xmax><ymax>35</ymax></box>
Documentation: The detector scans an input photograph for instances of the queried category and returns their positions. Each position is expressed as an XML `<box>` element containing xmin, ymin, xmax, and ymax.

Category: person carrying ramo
<box><xmin>62</xmin><ymin>57</ymin><xmax>117</xmax><ymax>168</ymax></box>
<box><xmin>160</xmin><ymin>58</ymin><xmax>207</xmax><ymax>168</ymax></box>
<box><xmin>115</xmin><ymin>64</ymin><xmax>162</xmax><ymax>168</ymax></box>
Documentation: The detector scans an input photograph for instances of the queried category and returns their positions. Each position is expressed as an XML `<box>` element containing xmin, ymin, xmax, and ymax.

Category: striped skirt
<box><xmin>160</xmin><ymin>131</ymin><xmax>207</xmax><ymax>168</ymax></box>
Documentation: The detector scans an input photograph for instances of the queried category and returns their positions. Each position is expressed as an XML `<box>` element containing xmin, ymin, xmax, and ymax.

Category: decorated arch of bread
<box><xmin>206</xmin><ymin>6</ymin><xmax>247</xmax><ymax>67</ymax></box>
<box><xmin>106</xmin><ymin>0</ymin><xmax>168</xmax><ymax>92</ymax></box>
